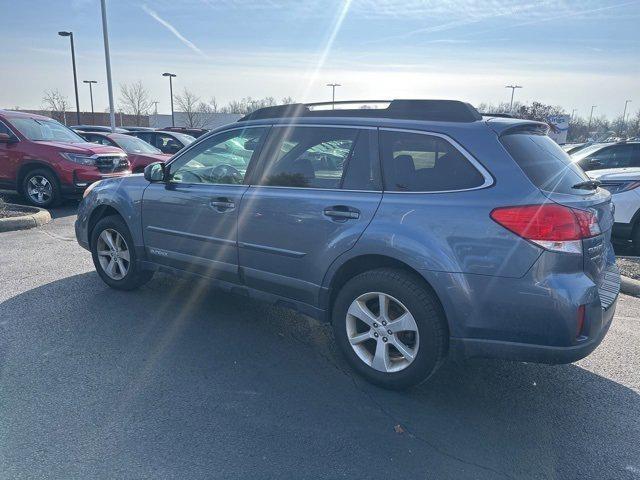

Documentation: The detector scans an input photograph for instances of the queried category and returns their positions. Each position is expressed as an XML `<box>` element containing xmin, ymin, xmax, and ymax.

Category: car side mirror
<box><xmin>0</xmin><ymin>133</ymin><xmax>17</xmax><ymax>144</ymax></box>
<box><xmin>144</xmin><ymin>162</ymin><xmax>165</xmax><ymax>182</ymax></box>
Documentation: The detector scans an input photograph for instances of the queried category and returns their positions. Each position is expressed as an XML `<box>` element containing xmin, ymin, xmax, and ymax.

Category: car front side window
<box><xmin>168</xmin><ymin>127</ymin><xmax>268</xmax><ymax>185</ymax></box>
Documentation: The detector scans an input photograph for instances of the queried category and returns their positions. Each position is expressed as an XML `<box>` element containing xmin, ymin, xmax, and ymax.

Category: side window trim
<box><xmin>378</xmin><ymin>127</ymin><xmax>494</xmax><ymax>194</ymax></box>
<box><xmin>251</xmin><ymin>123</ymin><xmax>382</xmax><ymax>192</ymax></box>
<box><xmin>166</xmin><ymin>125</ymin><xmax>270</xmax><ymax>187</ymax></box>
<box><xmin>0</xmin><ymin>119</ymin><xmax>20</xmax><ymax>140</ymax></box>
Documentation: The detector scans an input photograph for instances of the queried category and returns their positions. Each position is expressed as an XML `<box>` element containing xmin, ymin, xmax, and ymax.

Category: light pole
<box><xmin>58</xmin><ymin>31</ymin><xmax>81</xmax><ymax>124</ymax></box>
<box><xmin>326</xmin><ymin>83</ymin><xmax>341</xmax><ymax>109</ymax></box>
<box><xmin>588</xmin><ymin>105</ymin><xmax>597</xmax><ymax>130</ymax></box>
<box><xmin>100</xmin><ymin>0</ymin><xmax>116</xmax><ymax>132</ymax></box>
<box><xmin>163</xmin><ymin>73</ymin><xmax>177</xmax><ymax>126</ymax></box>
<box><xmin>505</xmin><ymin>85</ymin><xmax>522</xmax><ymax>112</ymax></box>
<box><xmin>622</xmin><ymin>100</ymin><xmax>632</xmax><ymax>135</ymax></box>
<box><xmin>152</xmin><ymin>101</ymin><xmax>159</xmax><ymax>115</ymax></box>
<box><xmin>571</xmin><ymin>108</ymin><xmax>577</xmax><ymax>119</ymax></box>
<box><xmin>83</xmin><ymin>80</ymin><xmax>97</xmax><ymax>115</ymax></box>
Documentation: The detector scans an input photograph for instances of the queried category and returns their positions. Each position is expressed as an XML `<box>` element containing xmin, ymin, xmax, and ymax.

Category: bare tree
<box><xmin>174</xmin><ymin>88</ymin><xmax>209</xmax><ymax>128</ymax></box>
<box><xmin>118</xmin><ymin>81</ymin><xmax>153</xmax><ymax>126</ymax></box>
<box><xmin>42</xmin><ymin>89</ymin><xmax>70</xmax><ymax>124</ymax></box>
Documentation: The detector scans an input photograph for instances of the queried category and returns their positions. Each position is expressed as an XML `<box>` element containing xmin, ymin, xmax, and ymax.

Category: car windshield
<box><xmin>570</xmin><ymin>143</ymin><xmax>613</xmax><ymax>162</ymax></box>
<box><xmin>172</xmin><ymin>132</ymin><xmax>196</xmax><ymax>144</ymax></box>
<box><xmin>11</xmin><ymin>117</ymin><xmax>85</xmax><ymax>143</ymax></box>
<box><xmin>113</xmin><ymin>135</ymin><xmax>161</xmax><ymax>154</ymax></box>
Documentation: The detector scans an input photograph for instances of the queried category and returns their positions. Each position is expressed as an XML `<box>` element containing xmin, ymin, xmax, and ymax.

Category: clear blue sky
<box><xmin>1</xmin><ymin>0</ymin><xmax>638</xmax><ymax>118</ymax></box>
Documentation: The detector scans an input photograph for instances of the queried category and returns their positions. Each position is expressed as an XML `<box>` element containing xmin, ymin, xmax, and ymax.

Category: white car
<box><xmin>587</xmin><ymin>167</ymin><xmax>640</xmax><ymax>252</ymax></box>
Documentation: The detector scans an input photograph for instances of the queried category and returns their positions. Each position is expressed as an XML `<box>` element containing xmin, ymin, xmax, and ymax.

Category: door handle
<box><xmin>210</xmin><ymin>197</ymin><xmax>235</xmax><ymax>212</ymax></box>
<box><xmin>323</xmin><ymin>206</ymin><xmax>360</xmax><ymax>220</ymax></box>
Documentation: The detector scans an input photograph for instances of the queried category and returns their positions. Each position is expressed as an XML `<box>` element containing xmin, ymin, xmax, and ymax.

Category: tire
<box><xmin>332</xmin><ymin>268</ymin><xmax>447</xmax><ymax>390</ymax></box>
<box><xmin>90</xmin><ymin>215</ymin><xmax>154</xmax><ymax>290</ymax></box>
<box><xmin>22</xmin><ymin>168</ymin><xmax>61</xmax><ymax>207</ymax></box>
<box><xmin>632</xmin><ymin>224</ymin><xmax>640</xmax><ymax>256</ymax></box>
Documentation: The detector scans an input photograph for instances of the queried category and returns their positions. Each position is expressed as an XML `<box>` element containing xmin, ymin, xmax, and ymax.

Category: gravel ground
<box><xmin>618</xmin><ymin>257</ymin><xmax>640</xmax><ymax>280</ymax></box>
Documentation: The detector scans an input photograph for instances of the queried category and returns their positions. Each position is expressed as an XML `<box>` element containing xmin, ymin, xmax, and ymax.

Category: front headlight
<box><xmin>82</xmin><ymin>180</ymin><xmax>101</xmax><ymax>199</ymax></box>
<box><xmin>60</xmin><ymin>152</ymin><xmax>96</xmax><ymax>166</ymax></box>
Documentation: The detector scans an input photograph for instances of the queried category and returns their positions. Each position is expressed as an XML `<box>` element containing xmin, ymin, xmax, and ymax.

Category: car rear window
<box><xmin>501</xmin><ymin>132</ymin><xmax>590</xmax><ymax>194</ymax></box>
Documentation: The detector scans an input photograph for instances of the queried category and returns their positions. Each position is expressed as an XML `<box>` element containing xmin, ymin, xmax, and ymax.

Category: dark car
<box><xmin>76</xmin><ymin>99</ymin><xmax>620</xmax><ymax>389</ymax></box>
<box><xmin>70</xmin><ymin>125</ymin><xmax>128</xmax><ymax>133</ymax></box>
<box><xmin>78</xmin><ymin>131</ymin><xmax>172</xmax><ymax>173</ymax></box>
<box><xmin>125</xmin><ymin>130</ymin><xmax>195</xmax><ymax>154</ymax></box>
<box><xmin>160</xmin><ymin>126</ymin><xmax>209</xmax><ymax>138</ymax></box>
<box><xmin>571</xmin><ymin>141</ymin><xmax>640</xmax><ymax>171</ymax></box>
<box><xmin>0</xmin><ymin>110</ymin><xmax>129</xmax><ymax>207</ymax></box>
<box><xmin>121</xmin><ymin>126</ymin><xmax>155</xmax><ymax>132</ymax></box>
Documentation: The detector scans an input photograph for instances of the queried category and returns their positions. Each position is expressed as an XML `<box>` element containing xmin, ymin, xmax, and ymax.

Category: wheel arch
<box><xmin>323</xmin><ymin>254</ymin><xmax>450</xmax><ymax>336</ymax></box>
<box><xmin>88</xmin><ymin>203</ymin><xmax>125</xmax><ymax>245</ymax></box>
<box><xmin>17</xmin><ymin>161</ymin><xmax>60</xmax><ymax>194</ymax></box>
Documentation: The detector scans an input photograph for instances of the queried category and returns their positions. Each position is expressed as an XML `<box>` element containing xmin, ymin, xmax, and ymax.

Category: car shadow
<box><xmin>0</xmin><ymin>190</ymin><xmax>78</xmax><ymax>219</ymax></box>
<box><xmin>1</xmin><ymin>271</ymin><xmax>638</xmax><ymax>479</ymax></box>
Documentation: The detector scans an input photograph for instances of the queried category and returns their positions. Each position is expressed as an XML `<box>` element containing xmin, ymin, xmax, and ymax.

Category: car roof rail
<box><xmin>238</xmin><ymin>99</ymin><xmax>483</xmax><ymax>123</ymax></box>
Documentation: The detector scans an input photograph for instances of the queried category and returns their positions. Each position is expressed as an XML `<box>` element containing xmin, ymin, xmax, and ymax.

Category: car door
<box><xmin>0</xmin><ymin>119</ymin><xmax>23</xmax><ymax>187</ymax></box>
<box><xmin>141</xmin><ymin>126</ymin><xmax>269</xmax><ymax>281</ymax></box>
<box><xmin>237</xmin><ymin>125</ymin><xmax>382</xmax><ymax>306</ymax></box>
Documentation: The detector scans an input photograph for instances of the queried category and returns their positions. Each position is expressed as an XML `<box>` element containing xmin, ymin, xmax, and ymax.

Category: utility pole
<box><xmin>326</xmin><ymin>83</ymin><xmax>341</xmax><ymax>109</ymax></box>
<box><xmin>505</xmin><ymin>84</ymin><xmax>522</xmax><ymax>112</ymax></box>
<box><xmin>571</xmin><ymin>109</ymin><xmax>577</xmax><ymax>119</ymax></box>
<box><xmin>588</xmin><ymin>105</ymin><xmax>597</xmax><ymax>130</ymax></box>
<box><xmin>152</xmin><ymin>101</ymin><xmax>159</xmax><ymax>115</ymax></box>
<box><xmin>100</xmin><ymin>0</ymin><xmax>116</xmax><ymax>132</ymax></box>
<box><xmin>622</xmin><ymin>100</ymin><xmax>632</xmax><ymax>135</ymax></box>
<box><xmin>163</xmin><ymin>73</ymin><xmax>177</xmax><ymax>126</ymax></box>
<box><xmin>83</xmin><ymin>80</ymin><xmax>97</xmax><ymax>115</ymax></box>
<box><xmin>58</xmin><ymin>31</ymin><xmax>81</xmax><ymax>124</ymax></box>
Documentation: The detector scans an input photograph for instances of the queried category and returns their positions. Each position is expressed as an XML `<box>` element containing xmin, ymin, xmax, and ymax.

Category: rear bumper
<box><xmin>449</xmin><ymin>297</ymin><xmax>616</xmax><ymax>364</ymax></box>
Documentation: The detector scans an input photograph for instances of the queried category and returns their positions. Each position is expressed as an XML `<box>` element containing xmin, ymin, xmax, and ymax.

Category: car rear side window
<box><xmin>380</xmin><ymin>130</ymin><xmax>485</xmax><ymax>192</ymax></box>
<box><xmin>257</xmin><ymin>126</ymin><xmax>380</xmax><ymax>190</ymax></box>
<box><xmin>501</xmin><ymin>132</ymin><xmax>590</xmax><ymax>194</ymax></box>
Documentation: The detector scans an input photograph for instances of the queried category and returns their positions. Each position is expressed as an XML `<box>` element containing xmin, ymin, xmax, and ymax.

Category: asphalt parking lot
<box><xmin>1</xmin><ymin>194</ymin><xmax>639</xmax><ymax>480</ymax></box>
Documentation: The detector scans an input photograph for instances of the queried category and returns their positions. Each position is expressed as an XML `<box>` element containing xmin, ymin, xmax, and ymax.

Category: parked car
<box><xmin>160</xmin><ymin>126</ymin><xmax>209</xmax><ymax>138</ymax></box>
<box><xmin>125</xmin><ymin>130</ymin><xmax>195</xmax><ymax>154</ymax></box>
<box><xmin>76</xmin><ymin>99</ymin><xmax>619</xmax><ymax>389</ymax></box>
<box><xmin>78</xmin><ymin>131</ymin><xmax>172</xmax><ymax>172</ymax></box>
<box><xmin>561</xmin><ymin>142</ymin><xmax>588</xmax><ymax>154</ymax></box>
<box><xmin>70</xmin><ymin>125</ymin><xmax>128</xmax><ymax>133</ymax></box>
<box><xmin>571</xmin><ymin>141</ymin><xmax>640</xmax><ymax>171</ymax></box>
<box><xmin>587</xmin><ymin>167</ymin><xmax>640</xmax><ymax>252</ymax></box>
<box><xmin>121</xmin><ymin>126</ymin><xmax>155</xmax><ymax>132</ymax></box>
<box><xmin>0</xmin><ymin>110</ymin><xmax>129</xmax><ymax>207</ymax></box>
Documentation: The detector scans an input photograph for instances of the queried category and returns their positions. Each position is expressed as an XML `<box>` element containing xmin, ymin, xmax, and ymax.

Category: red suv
<box><xmin>0</xmin><ymin>110</ymin><xmax>130</xmax><ymax>207</ymax></box>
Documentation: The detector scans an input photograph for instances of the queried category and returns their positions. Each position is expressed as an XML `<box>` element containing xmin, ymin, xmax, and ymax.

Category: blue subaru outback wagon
<box><xmin>75</xmin><ymin>100</ymin><xmax>620</xmax><ymax>389</ymax></box>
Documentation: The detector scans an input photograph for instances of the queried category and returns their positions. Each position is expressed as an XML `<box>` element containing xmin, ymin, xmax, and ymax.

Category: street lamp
<box><xmin>100</xmin><ymin>0</ymin><xmax>116</xmax><ymax>132</ymax></box>
<box><xmin>588</xmin><ymin>105</ymin><xmax>597</xmax><ymax>130</ymax></box>
<box><xmin>326</xmin><ymin>83</ymin><xmax>341</xmax><ymax>109</ymax></box>
<box><xmin>83</xmin><ymin>80</ymin><xmax>98</xmax><ymax>116</ymax></box>
<box><xmin>505</xmin><ymin>84</ymin><xmax>522</xmax><ymax>112</ymax></box>
<box><xmin>162</xmin><ymin>72</ymin><xmax>177</xmax><ymax>126</ymax></box>
<box><xmin>58</xmin><ymin>31</ymin><xmax>81</xmax><ymax>124</ymax></box>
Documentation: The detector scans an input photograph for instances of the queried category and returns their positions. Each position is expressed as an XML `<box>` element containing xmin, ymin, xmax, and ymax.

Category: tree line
<box><xmin>41</xmin><ymin>83</ymin><xmax>640</xmax><ymax>141</ymax></box>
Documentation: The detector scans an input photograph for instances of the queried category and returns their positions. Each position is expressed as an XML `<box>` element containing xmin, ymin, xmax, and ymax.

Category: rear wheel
<box><xmin>90</xmin><ymin>215</ymin><xmax>153</xmax><ymax>290</ymax></box>
<box><xmin>22</xmin><ymin>168</ymin><xmax>61</xmax><ymax>207</ymax></box>
<box><xmin>632</xmin><ymin>222</ymin><xmax>640</xmax><ymax>255</ymax></box>
<box><xmin>332</xmin><ymin>268</ymin><xmax>447</xmax><ymax>389</ymax></box>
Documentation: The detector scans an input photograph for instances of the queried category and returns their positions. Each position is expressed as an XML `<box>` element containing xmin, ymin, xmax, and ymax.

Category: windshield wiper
<box><xmin>572</xmin><ymin>180</ymin><xmax>601</xmax><ymax>190</ymax></box>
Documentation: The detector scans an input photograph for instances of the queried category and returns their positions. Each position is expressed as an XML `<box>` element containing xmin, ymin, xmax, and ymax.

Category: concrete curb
<box><xmin>0</xmin><ymin>204</ymin><xmax>51</xmax><ymax>232</ymax></box>
<box><xmin>620</xmin><ymin>275</ymin><xmax>640</xmax><ymax>298</ymax></box>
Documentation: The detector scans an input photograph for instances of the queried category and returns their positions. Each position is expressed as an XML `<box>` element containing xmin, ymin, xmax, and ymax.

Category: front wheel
<box><xmin>22</xmin><ymin>168</ymin><xmax>61</xmax><ymax>207</ymax></box>
<box><xmin>332</xmin><ymin>268</ymin><xmax>447</xmax><ymax>389</ymax></box>
<box><xmin>90</xmin><ymin>215</ymin><xmax>153</xmax><ymax>290</ymax></box>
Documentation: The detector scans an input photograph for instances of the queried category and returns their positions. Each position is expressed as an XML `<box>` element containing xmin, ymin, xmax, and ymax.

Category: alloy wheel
<box><xmin>96</xmin><ymin>228</ymin><xmax>130</xmax><ymax>280</ymax></box>
<box><xmin>345</xmin><ymin>292</ymin><xmax>420</xmax><ymax>373</ymax></box>
<box><xmin>27</xmin><ymin>175</ymin><xmax>52</xmax><ymax>205</ymax></box>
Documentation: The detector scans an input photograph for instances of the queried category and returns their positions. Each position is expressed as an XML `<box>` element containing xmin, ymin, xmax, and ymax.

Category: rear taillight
<box><xmin>490</xmin><ymin>204</ymin><xmax>601</xmax><ymax>254</ymax></box>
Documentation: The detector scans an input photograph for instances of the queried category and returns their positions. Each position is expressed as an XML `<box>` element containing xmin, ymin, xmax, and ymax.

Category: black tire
<box><xmin>632</xmin><ymin>224</ymin><xmax>640</xmax><ymax>256</ymax></box>
<box><xmin>22</xmin><ymin>168</ymin><xmax>61</xmax><ymax>207</ymax></box>
<box><xmin>332</xmin><ymin>268</ymin><xmax>447</xmax><ymax>390</ymax></box>
<box><xmin>90</xmin><ymin>215</ymin><xmax>154</xmax><ymax>290</ymax></box>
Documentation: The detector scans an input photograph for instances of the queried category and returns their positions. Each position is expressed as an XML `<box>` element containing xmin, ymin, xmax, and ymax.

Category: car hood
<box><xmin>587</xmin><ymin>167</ymin><xmax>640</xmax><ymax>181</ymax></box>
<box><xmin>129</xmin><ymin>152</ymin><xmax>172</xmax><ymax>162</ymax></box>
<box><xmin>34</xmin><ymin>140</ymin><xmax>125</xmax><ymax>155</ymax></box>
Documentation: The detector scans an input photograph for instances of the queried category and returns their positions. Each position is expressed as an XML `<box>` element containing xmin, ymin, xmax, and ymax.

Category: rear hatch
<box><xmin>499</xmin><ymin>125</ymin><xmax>619</xmax><ymax>308</ymax></box>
